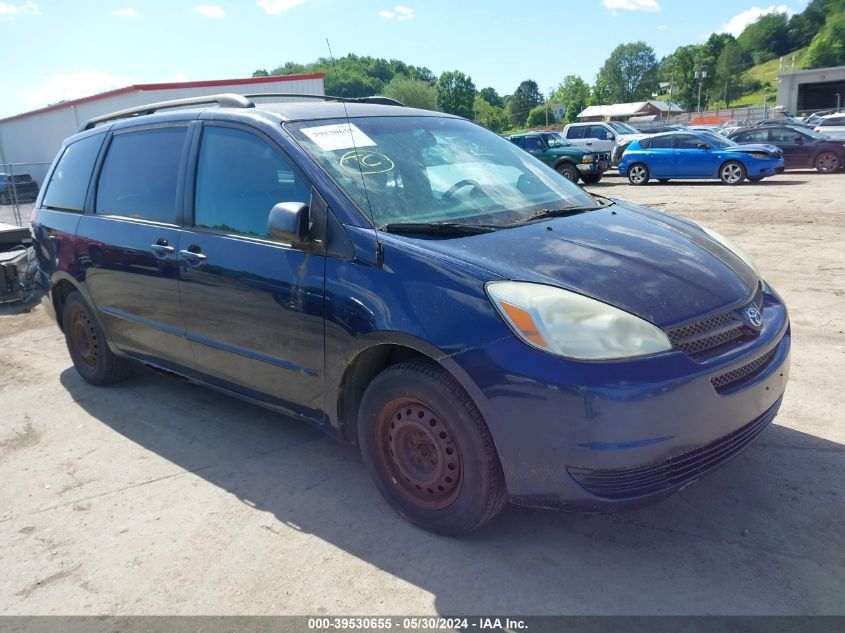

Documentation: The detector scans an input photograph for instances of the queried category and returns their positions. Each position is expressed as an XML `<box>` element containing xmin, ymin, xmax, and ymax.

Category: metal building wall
<box><xmin>0</xmin><ymin>75</ymin><xmax>325</xmax><ymax>185</ymax></box>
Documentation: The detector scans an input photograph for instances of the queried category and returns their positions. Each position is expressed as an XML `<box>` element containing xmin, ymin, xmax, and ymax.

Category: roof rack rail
<box><xmin>243</xmin><ymin>93</ymin><xmax>405</xmax><ymax>107</ymax></box>
<box><xmin>79</xmin><ymin>93</ymin><xmax>254</xmax><ymax>131</ymax></box>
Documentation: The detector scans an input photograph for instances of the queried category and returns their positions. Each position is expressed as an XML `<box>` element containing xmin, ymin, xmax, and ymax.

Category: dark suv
<box><xmin>0</xmin><ymin>173</ymin><xmax>40</xmax><ymax>204</ymax></box>
<box><xmin>507</xmin><ymin>132</ymin><xmax>609</xmax><ymax>184</ymax></box>
<box><xmin>32</xmin><ymin>94</ymin><xmax>790</xmax><ymax>534</ymax></box>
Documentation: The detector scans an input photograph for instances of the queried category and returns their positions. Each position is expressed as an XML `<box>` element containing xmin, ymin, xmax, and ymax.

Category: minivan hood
<box><xmin>416</xmin><ymin>200</ymin><xmax>758</xmax><ymax>328</ymax></box>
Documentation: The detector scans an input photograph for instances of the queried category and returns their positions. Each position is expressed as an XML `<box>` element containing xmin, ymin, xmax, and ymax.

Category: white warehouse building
<box><xmin>0</xmin><ymin>73</ymin><xmax>325</xmax><ymax>184</ymax></box>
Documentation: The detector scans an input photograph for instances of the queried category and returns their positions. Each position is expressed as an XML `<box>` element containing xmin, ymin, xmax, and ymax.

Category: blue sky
<box><xmin>0</xmin><ymin>0</ymin><xmax>809</xmax><ymax>118</ymax></box>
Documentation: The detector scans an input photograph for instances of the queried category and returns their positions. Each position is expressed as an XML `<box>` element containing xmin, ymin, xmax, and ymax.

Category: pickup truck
<box><xmin>562</xmin><ymin>121</ymin><xmax>648</xmax><ymax>166</ymax></box>
<box><xmin>508</xmin><ymin>132</ymin><xmax>609</xmax><ymax>184</ymax></box>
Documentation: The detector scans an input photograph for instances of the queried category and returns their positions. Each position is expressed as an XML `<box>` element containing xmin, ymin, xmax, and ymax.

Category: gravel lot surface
<box><xmin>1</xmin><ymin>171</ymin><xmax>843</xmax><ymax>615</ymax></box>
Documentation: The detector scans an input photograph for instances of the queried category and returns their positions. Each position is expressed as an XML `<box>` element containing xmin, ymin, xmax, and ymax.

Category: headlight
<box><xmin>582</xmin><ymin>154</ymin><xmax>595</xmax><ymax>163</ymax></box>
<box><xmin>748</xmin><ymin>152</ymin><xmax>772</xmax><ymax>161</ymax></box>
<box><xmin>700</xmin><ymin>226</ymin><xmax>761</xmax><ymax>277</ymax></box>
<box><xmin>486</xmin><ymin>282</ymin><xmax>672</xmax><ymax>360</ymax></box>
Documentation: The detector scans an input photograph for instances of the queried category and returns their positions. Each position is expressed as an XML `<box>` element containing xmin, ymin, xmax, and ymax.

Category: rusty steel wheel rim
<box><xmin>377</xmin><ymin>398</ymin><xmax>463</xmax><ymax>509</ymax></box>
<box><xmin>71</xmin><ymin>308</ymin><xmax>99</xmax><ymax>370</ymax></box>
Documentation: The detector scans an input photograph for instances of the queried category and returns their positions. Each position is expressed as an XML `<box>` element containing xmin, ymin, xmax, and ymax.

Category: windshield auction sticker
<box><xmin>301</xmin><ymin>123</ymin><xmax>377</xmax><ymax>152</ymax></box>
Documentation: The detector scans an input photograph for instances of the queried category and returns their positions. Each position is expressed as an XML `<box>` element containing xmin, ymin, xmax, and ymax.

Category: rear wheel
<box><xmin>580</xmin><ymin>173</ymin><xmax>602</xmax><ymax>184</ymax></box>
<box><xmin>720</xmin><ymin>161</ymin><xmax>746</xmax><ymax>185</ymax></box>
<box><xmin>358</xmin><ymin>360</ymin><xmax>508</xmax><ymax>535</ymax></box>
<box><xmin>815</xmin><ymin>151</ymin><xmax>840</xmax><ymax>173</ymax></box>
<box><xmin>556</xmin><ymin>162</ymin><xmax>580</xmax><ymax>184</ymax></box>
<box><xmin>627</xmin><ymin>163</ymin><xmax>650</xmax><ymax>185</ymax></box>
<box><xmin>63</xmin><ymin>292</ymin><xmax>132</xmax><ymax>385</ymax></box>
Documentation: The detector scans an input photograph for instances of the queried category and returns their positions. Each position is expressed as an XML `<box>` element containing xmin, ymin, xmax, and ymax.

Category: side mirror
<box><xmin>794</xmin><ymin>136</ymin><xmax>803</xmax><ymax>144</ymax></box>
<box><xmin>697</xmin><ymin>143</ymin><xmax>711</xmax><ymax>150</ymax></box>
<box><xmin>607</xmin><ymin>133</ymin><xmax>616</xmax><ymax>141</ymax></box>
<box><xmin>268</xmin><ymin>202</ymin><xmax>309</xmax><ymax>243</ymax></box>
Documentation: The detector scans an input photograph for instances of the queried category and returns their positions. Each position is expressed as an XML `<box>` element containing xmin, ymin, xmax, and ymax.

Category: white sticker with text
<box><xmin>300</xmin><ymin>123</ymin><xmax>377</xmax><ymax>151</ymax></box>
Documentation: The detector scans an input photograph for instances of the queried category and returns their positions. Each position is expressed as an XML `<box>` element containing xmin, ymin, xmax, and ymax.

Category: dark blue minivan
<box><xmin>31</xmin><ymin>95</ymin><xmax>790</xmax><ymax>534</ymax></box>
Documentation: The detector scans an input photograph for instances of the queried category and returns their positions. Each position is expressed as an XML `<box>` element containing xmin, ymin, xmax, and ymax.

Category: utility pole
<box><xmin>695</xmin><ymin>69</ymin><xmax>708</xmax><ymax>114</ymax></box>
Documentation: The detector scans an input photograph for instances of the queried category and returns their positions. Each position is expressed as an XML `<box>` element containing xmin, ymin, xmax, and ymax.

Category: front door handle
<box><xmin>179</xmin><ymin>249</ymin><xmax>207</xmax><ymax>264</ymax></box>
<box><xmin>151</xmin><ymin>243</ymin><xmax>175</xmax><ymax>257</ymax></box>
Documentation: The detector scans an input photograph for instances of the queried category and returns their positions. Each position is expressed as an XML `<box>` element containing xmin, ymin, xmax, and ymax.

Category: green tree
<box><xmin>525</xmin><ymin>104</ymin><xmax>556</xmax><ymax>128</ymax></box>
<box><xmin>550</xmin><ymin>75</ymin><xmax>591</xmax><ymax>123</ymax></box>
<box><xmin>479</xmin><ymin>87</ymin><xmax>504</xmax><ymax>108</ymax></box>
<box><xmin>737</xmin><ymin>12</ymin><xmax>791</xmax><ymax>64</ymax></box>
<box><xmin>383</xmin><ymin>76</ymin><xmax>439</xmax><ymax>110</ymax></box>
<box><xmin>661</xmin><ymin>44</ymin><xmax>714</xmax><ymax>111</ymax></box>
<box><xmin>509</xmin><ymin>80</ymin><xmax>544</xmax><ymax>127</ymax></box>
<box><xmin>473</xmin><ymin>95</ymin><xmax>509</xmax><ymax>132</ymax></box>
<box><xmin>436</xmin><ymin>70</ymin><xmax>476</xmax><ymax>118</ymax></box>
<box><xmin>595</xmin><ymin>42</ymin><xmax>660</xmax><ymax>103</ymax></box>
<box><xmin>712</xmin><ymin>40</ymin><xmax>746</xmax><ymax>107</ymax></box>
<box><xmin>806</xmin><ymin>12</ymin><xmax>845</xmax><ymax>67</ymax></box>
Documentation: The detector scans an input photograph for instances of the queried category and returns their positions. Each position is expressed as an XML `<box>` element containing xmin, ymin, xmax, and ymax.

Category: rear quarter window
<box><xmin>565</xmin><ymin>126</ymin><xmax>586</xmax><ymax>139</ymax></box>
<box><xmin>42</xmin><ymin>134</ymin><xmax>105</xmax><ymax>212</ymax></box>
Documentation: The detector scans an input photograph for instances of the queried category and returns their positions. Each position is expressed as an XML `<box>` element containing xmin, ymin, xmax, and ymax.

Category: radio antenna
<box><xmin>326</xmin><ymin>39</ymin><xmax>384</xmax><ymax>268</ymax></box>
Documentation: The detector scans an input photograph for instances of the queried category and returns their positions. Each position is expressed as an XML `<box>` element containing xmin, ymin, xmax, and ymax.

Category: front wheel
<box><xmin>580</xmin><ymin>173</ymin><xmax>602</xmax><ymax>184</ymax></box>
<box><xmin>556</xmin><ymin>163</ymin><xmax>580</xmax><ymax>183</ymax></box>
<box><xmin>720</xmin><ymin>160</ymin><xmax>746</xmax><ymax>185</ymax></box>
<box><xmin>627</xmin><ymin>163</ymin><xmax>650</xmax><ymax>185</ymax></box>
<box><xmin>358</xmin><ymin>360</ymin><xmax>508</xmax><ymax>535</ymax></box>
<box><xmin>815</xmin><ymin>151</ymin><xmax>840</xmax><ymax>173</ymax></box>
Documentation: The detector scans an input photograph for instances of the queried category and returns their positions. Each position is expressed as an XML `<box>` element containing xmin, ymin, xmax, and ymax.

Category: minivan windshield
<box><xmin>287</xmin><ymin>116</ymin><xmax>599</xmax><ymax>228</ymax></box>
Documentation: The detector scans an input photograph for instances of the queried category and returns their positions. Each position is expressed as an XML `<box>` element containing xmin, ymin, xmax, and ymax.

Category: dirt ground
<box><xmin>1</xmin><ymin>171</ymin><xmax>843</xmax><ymax>616</ymax></box>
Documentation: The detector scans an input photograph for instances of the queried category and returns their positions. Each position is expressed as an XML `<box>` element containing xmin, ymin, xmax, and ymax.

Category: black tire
<box><xmin>719</xmin><ymin>160</ymin><xmax>746</xmax><ymax>185</ymax></box>
<box><xmin>748</xmin><ymin>176</ymin><xmax>763</xmax><ymax>182</ymax></box>
<box><xmin>358</xmin><ymin>360</ymin><xmax>508</xmax><ymax>535</ymax></box>
<box><xmin>657</xmin><ymin>178</ymin><xmax>670</xmax><ymax>183</ymax></box>
<box><xmin>556</xmin><ymin>162</ymin><xmax>580</xmax><ymax>184</ymax></box>
<box><xmin>63</xmin><ymin>291</ymin><xmax>132</xmax><ymax>385</ymax></box>
<box><xmin>815</xmin><ymin>151</ymin><xmax>840</xmax><ymax>173</ymax></box>
<box><xmin>627</xmin><ymin>163</ymin><xmax>650</xmax><ymax>185</ymax></box>
<box><xmin>580</xmin><ymin>173</ymin><xmax>602</xmax><ymax>184</ymax></box>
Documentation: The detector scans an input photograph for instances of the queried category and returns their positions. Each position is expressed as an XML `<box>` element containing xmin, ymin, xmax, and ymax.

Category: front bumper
<box><xmin>446</xmin><ymin>284</ymin><xmax>790</xmax><ymax>511</ymax></box>
<box><xmin>578</xmin><ymin>160</ymin><xmax>610</xmax><ymax>174</ymax></box>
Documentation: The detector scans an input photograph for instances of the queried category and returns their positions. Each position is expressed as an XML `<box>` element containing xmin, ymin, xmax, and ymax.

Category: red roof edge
<box><xmin>0</xmin><ymin>72</ymin><xmax>326</xmax><ymax>125</ymax></box>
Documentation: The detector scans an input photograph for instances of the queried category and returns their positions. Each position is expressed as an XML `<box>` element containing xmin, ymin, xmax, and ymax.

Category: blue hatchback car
<box><xmin>619</xmin><ymin>130</ymin><xmax>785</xmax><ymax>185</ymax></box>
<box><xmin>32</xmin><ymin>95</ymin><xmax>790</xmax><ymax>534</ymax></box>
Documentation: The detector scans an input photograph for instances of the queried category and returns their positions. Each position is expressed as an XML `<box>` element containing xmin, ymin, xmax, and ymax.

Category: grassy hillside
<box><xmin>730</xmin><ymin>47</ymin><xmax>809</xmax><ymax>108</ymax></box>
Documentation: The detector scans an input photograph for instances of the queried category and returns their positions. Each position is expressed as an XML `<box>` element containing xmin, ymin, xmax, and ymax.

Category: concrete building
<box><xmin>577</xmin><ymin>100</ymin><xmax>683</xmax><ymax>122</ymax></box>
<box><xmin>0</xmin><ymin>73</ymin><xmax>325</xmax><ymax>184</ymax></box>
<box><xmin>777</xmin><ymin>65</ymin><xmax>845</xmax><ymax>114</ymax></box>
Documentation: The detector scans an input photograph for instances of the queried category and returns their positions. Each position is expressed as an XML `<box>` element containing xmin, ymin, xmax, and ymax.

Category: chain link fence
<box><xmin>0</xmin><ymin>162</ymin><xmax>52</xmax><ymax>227</ymax></box>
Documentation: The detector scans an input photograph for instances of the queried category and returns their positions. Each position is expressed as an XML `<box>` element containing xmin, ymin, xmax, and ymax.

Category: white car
<box><xmin>814</xmin><ymin>113</ymin><xmax>845</xmax><ymax>139</ymax></box>
<box><xmin>562</xmin><ymin>121</ymin><xmax>647</xmax><ymax>165</ymax></box>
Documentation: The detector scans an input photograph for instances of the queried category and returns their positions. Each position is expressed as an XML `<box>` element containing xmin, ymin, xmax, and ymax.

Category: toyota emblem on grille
<box><xmin>746</xmin><ymin>306</ymin><xmax>763</xmax><ymax>328</ymax></box>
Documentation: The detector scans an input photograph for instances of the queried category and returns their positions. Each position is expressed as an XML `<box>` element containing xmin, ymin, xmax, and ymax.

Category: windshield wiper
<box><xmin>512</xmin><ymin>196</ymin><xmax>613</xmax><ymax>226</ymax></box>
<box><xmin>382</xmin><ymin>222</ymin><xmax>499</xmax><ymax>236</ymax></box>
